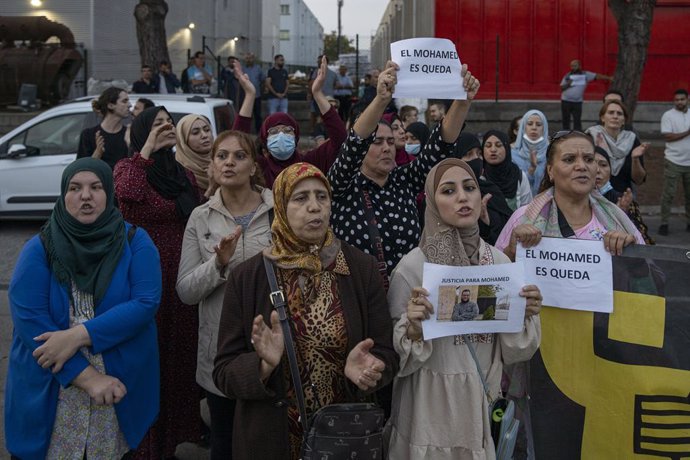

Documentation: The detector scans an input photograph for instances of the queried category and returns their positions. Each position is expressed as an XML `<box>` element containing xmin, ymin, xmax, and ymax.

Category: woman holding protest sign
<box><xmin>385</xmin><ymin>158</ymin><xmax>542</xmax><ymax>458</ymax></box>
<box><xmin>496</xmin><ymin>130</ymin><xmax>645</xmax><ymax>262</ymax></box>
<box><xmin>327</xmin><ymin>60</ymin><xmax>480</xmax><ymax>280</ymax></box>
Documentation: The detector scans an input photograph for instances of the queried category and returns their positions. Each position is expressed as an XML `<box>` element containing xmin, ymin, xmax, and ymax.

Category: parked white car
<box><xmin>0</xmin><ymin>94</ymin><xmax>234</xmax><ymax>219</ymax></box>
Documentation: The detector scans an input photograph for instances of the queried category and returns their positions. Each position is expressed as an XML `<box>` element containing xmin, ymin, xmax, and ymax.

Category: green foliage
<box><xmin>323</xmin><ymin>30</ymin><xmax>356</xmax><ymax>62</ymax></box>
<box><xmin>478</xmin><ymin>284</ymin><xmax>501</xmax><ymax>298</ymax></box>
<box><xmin>482</xmin><ymin>305</ymin><xmax>495</xmax><ymax>320</ymax></box>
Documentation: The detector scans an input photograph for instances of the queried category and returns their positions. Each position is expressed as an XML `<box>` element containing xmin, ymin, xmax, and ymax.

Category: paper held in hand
<box><xmin>390</xmin><ymin>37</ymin><xmax>467</xmax><ymax>100</ymax></box>
<box><xmin>421</xmin><ymin>262</ymin><xmax>525</xmax><ymax>340</ymax></box>
<box><xmin>516</xmin><ymin>237</ymin><xmax>613</xmax><ymax>313</ymax></box>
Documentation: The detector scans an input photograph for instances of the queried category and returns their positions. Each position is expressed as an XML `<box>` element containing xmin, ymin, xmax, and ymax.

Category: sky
<box><xmin>302</xmin><ymin>0</ymin><xmax>389</xmax><ymax>48</ymax></box>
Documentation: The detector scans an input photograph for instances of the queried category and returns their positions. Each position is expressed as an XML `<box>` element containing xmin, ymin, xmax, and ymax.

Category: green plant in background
<box><xmin>482</xmin><ymin>305</ymin><xmax>495</xmax><ymax>320</ymax></box>
<box><xmin>478</xmin><ymin>284</ymin><xmax>501</xmax><ymax>298</ymax></box>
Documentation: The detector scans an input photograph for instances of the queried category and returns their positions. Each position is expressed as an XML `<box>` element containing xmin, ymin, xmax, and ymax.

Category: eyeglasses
<box><xmin>267</xmin><ymin>126</ymin><xmax>295</xmax><ymax>136</ymax></box>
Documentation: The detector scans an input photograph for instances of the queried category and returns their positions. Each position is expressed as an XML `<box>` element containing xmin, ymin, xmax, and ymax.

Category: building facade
<box><xmin>3</xmin><ymin>0</ymin><xmax>278</xmax><ymax>91</ymax></box>
<box><xmin>278</xmin><ymin>0</ymin><xmax>323</xmax><ymax>67</ymax></box>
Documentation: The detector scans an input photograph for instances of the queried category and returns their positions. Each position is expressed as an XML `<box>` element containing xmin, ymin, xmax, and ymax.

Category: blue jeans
<box><xmin>268</xmin><ymin>97</ymin><xmax>288</xmax><ymax>114</ymax></box>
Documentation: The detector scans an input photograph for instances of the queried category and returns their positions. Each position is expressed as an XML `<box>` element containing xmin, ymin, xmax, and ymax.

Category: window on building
<box><xmin>281</xmin><ymin>5</ymin><xmax>290</xmax><ymax>15</ymax></box>
<box><xmin>280</xmin><ymin>30</ymin><xmax>290</xmax><ymax>40</ymax></box>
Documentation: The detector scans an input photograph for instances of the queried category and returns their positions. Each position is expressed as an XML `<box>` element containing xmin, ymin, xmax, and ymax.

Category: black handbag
<box><xmin>263</xmin><ymin>256</ymin><xmax>385</xmax><ymax>460</ymax></box>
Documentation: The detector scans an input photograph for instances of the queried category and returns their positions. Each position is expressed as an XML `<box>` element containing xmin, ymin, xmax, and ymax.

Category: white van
<box><xmin>0</xmin><ymin>94</ymin><xmax>234</xmax><ymax>219</ymax></box>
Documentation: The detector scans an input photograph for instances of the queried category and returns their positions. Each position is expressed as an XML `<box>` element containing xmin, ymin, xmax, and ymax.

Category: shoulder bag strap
<box><xmin>463</xmin><ymin>335</ymin><xmax>494</xmax><ymax>405</ymax></box>
<box><xmin>262</xmin><ymin>255</ymin><xmax>310</xmax><ymax>433</ymax></box>
<box><xmin>360</xmin><ymin>187</ymin><xmax>390</xmax><ymax>291</ymax></box>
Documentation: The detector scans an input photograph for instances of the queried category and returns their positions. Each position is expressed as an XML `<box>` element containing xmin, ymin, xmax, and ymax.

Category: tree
<box><xmin>323</xmin><ymin>30</ymin><xmax>356</xmax><ymax>62</ymax></box>
<box><xmin>608</xmin><ymin>0</ymin><xmax>656</xmax><ymax>119</ymax></box>
<box><xmin>134</xmin><ymin>0</ymin><xmax>171</xmax><ymax>70</ymax></box>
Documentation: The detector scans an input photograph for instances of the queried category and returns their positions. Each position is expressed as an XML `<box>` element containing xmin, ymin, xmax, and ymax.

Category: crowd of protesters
<box><xmin>6</xmin><ymin>47</ymin><xmax>688</xmax><ymax>460</ymax></box>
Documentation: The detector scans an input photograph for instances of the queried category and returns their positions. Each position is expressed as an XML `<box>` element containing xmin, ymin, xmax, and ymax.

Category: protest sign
<box><xmin>421</xmin><ymin>262</ymin><xmax>525</xmax><ymax>340</ymax></box>
<box><xmin>517</xmin><ymin>237</ymin><xmax>612</xmax><ymax>313</ymax></box>
<box><xmin>529</xmin><ymin>244</ymin><xmax>690</xmax><ymax>459</ymax></box>
<box><xmin>390</xmin><ymin>37</ymin><xmax>467</xmax><ymax>100</ymax></box>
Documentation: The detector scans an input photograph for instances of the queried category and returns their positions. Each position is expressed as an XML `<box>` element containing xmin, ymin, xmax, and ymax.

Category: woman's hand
<box><xmin>616</xmin><ymin>188</ymin><xmax>633</xmax><ymax>212</ymax></box>
<box><xmin>377</xmin><ymin>61</ymin><xmax>399</xmax><ymax>100</ymax></box>
<box><xmin>528</xmin><ymin>150</ymin><xmax>538</xmax><ymax>176</ymax></box>
<box><xmin>632</xmin><ymin>142</ymin><xmax>650</xmax><ymax>159</ymax></box>
<box><xmin>519</xmin><ymin>285</ymin><xmax>542</xmax><ymax>318</ymax></box>
<box><xmin>140</xmin><ymin>122</ymin><xmax>175</xmax><ymax>159</ymax></box>
<box><xmin>93</xmin><ymin>131</ymin><xmax>105</xmax><ymax>159</ymax></box>
<box><xmin>311</xmin><ymin>56</ymin><xmax>328</xmax><ymax>96</ymax></box>
<box><xmin>406</xmin><ymin>287</ymin><xmax>433</xmax><ymax>341</ymax></box>
<box><xmin>461</xmin><ymin>64</ymin><xmax>480</xmax><ymax>100</ymax></box>
<box><xmin>479</xmin><ymin>194</ymin><xmax>492</xmax><ymax>226</ymax></box>
<box><xmin>252</xmin><ymin>311</ymin><xmax>284</xmax><ymax>381</ymax></box>
<box><xmin>504</xmin><ymin>224</ymin><xmax>542</xmax><ymax>261</ymax></box>
<box><xmin>603</xmin><ymin>230</ymin><xmax>636</xmax><ymax>256</ymax></box>
<box><xmin>234</xmin><ymin>63</ymin><xmax>256</xmax><ymax>98</ymax></box>
<box><xmin>214</xmin><ymin>227</ymin><xmax>242</xmax><ymax>268</ymax></box>
<box><xmin>596</xmin><ymin>132</ymin><xmax>608</xmax><ymax>150</ymax></box>
<box><xmin>345</xmin><ymin>338</ymin><xmax>386</xmax><ymax>391</ymax></box>
<box><xmin>32</xmin><ymin>325</ymin><xmax>90</xmax><ymax>373</ymax></box>
<box><xmin>73</xmin><ymin>366</ymin><xmax>127</xmax><ymax>405</ymax></box>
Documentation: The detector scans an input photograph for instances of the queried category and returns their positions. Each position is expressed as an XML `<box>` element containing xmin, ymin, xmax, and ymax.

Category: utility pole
<box><xmin>337</xmin><ymin>0</ymin><xmax>344</xmax><ymax>60</ymax></box>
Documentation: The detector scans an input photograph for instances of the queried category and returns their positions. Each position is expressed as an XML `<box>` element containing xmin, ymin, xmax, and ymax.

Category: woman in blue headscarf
<box><xmin>512</xmin><ymin>109</ymin><xmax>549</xmax><ymax>196</ymax></box>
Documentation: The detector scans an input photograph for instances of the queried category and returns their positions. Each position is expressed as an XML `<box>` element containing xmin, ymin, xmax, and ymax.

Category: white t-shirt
<box><xmin>660</xmin><ymin>108</ymin><xmax>690</xmax><ymax>166</ymax></box>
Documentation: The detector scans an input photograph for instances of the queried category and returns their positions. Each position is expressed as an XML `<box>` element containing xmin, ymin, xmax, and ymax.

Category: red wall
<box><xmin>434</xmin><ymin>0</ymin><xmax>690</xmax><ymax>101</ymax></box>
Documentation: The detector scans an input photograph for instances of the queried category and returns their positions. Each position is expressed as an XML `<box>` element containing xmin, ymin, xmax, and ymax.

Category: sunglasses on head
<box><xmin>546</xmin><ymin>130</ymin><xmax>587</xmax><ymax>156</ymax></box>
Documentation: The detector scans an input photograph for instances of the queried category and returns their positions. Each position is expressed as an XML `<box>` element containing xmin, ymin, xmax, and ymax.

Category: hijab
<box><xmin>40</xmin><ymin>158</ymin><xmax>126</xmax><ymax>307</ymax></box>
<box><xmin>513</xmin><ymin>110</ymin><xmax>549</xmax><ymax>195</ymax></box>
<box><xmin>258</xmin><ymin>112</ymin><xmax>301</xmax><ymax>185</ymax></box>
<box><xmin>585</xmin><ymin>124</ymin><xmax>636</xmax><ymax>177</ymax></box>
<box><xmin>405</xmin><ymin>122</ymin><xmax>430</xmax><ymax>147</ymax></box>
<box><xmin>420</xmin><ymin>158</ymin><xmax>481</xmax><ymax>267</ymax></box>
<box><xmin>129</xmin><ymin>106</ymin><xmax>199</xmax><ymax>218</ymax></box>
<box><xmin>175</xmin><ymin>114</ymin><xmax>212</xmax><ymax>195</ymax></box>
<box><xmin>265</xmin><ymin>162</ymin><xmax>340</xmax><ymax>272</ymax></box>
<box><xmin>482</xmin><ymin>129</ymin><xmax>522</xmax><ymax>199</ymax></box>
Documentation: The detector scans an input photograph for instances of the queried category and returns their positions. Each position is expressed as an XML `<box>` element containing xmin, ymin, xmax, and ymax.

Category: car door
<box><xmin>0</xmin><ymin>111</ymin><xmax>90</xmax><ymax>216</ymax></box>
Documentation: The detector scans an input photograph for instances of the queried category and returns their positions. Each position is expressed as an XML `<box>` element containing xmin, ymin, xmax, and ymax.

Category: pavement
<box><xmin>1</xmin><ymin>213</ymin><xmax>688</xmax><ymax>458</ymax></box>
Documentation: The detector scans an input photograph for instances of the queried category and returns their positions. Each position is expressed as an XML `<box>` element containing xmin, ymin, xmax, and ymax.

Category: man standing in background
<box><xmin>560</xmin><ymin>59</ymin><xmax>612</xmax><ymax>130</ymax></box>
<box><xmin>334</xmin><ymin>64</ymin><xmax>353</xmax><ymax>121</ymax></box>
<box><xmin>266</xmin><ymin>54</ymin><xmax>289</xmax><ymax>114</ymax></box>
<box><xmin>659</xmin><ymin>89</ymin><xmax>690</xmax><ymax>235</ymax></box>
<box><xmin>243</xmin><ymin>53</ymin><xmax>265</xmax><ymax>133</ymax></box>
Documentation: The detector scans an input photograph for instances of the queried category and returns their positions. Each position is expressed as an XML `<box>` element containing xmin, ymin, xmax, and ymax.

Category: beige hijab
<box><xmin>175</xmin><ymin>114</ymin><xmax>212</xmax><ymax>195</ymax></box>
<box><xmin>420</xmin><ymin>158</ymin><xmax>481</xmax><ymax>267</ymax></box>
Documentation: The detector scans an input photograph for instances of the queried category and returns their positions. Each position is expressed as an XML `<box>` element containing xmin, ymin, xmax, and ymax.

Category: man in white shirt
<box><xmin>560</xmin><ymin>59</ymin><xmax>612</xmax><ymax>130</ymax></box>
<box><xmin>659</xmin><ymin>89</ymin><xmax>690</xmax><ymax>235</ymax></box>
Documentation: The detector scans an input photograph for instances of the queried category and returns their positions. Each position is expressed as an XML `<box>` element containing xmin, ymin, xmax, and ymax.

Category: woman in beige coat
<box><xmin>176</xmin><ymin>130</ymin><xmax>272</xmax><ymax>459</ymax></box>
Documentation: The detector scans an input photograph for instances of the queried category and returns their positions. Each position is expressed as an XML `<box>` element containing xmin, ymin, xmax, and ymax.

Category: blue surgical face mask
<box><xmin>405</xmin><ymin>143</ymin><xmax>421</xmax><ymax>155</ymax></box>
<box><xmin>267</xmin><ymin>132</ymin><xmax>295</xmax><ymax>160</ymax></box>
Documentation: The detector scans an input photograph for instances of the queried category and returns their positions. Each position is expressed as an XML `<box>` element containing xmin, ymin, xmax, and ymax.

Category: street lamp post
<box><xmin>337</xmin><ymin>0</ymin><xmax>344</xmax><ymax>60</ymax></box>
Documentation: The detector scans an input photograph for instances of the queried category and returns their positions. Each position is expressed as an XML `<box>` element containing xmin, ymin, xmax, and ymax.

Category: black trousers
<box><xmin>561</xmin><ymin>100</ymin><xmax>583</xmax><ymax>131</ymax></box>
<box><xmin>206</xmin><ymin>390</ymin><xmax>236</xmax><ymax>460</ymax></box>
<box><xmin>252</xmin><ymin>97</ymin><xmax>263</xmax><ymax>133</ymax></box>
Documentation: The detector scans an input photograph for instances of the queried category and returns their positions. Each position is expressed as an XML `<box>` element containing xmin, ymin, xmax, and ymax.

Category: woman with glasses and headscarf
<box><xmin>114</xmin><ymin>106</ymin><xmax>203</xmax><ymax>458</ymax></box>
<box><xmin>5</xmin><ymin>158</ymin><xmax>161</xmax><ymax>460</ymax></box>
<box><xmin>213</xmin><ymin>162</ymin><xmax>397</xmax><ymax>460</ymax></box>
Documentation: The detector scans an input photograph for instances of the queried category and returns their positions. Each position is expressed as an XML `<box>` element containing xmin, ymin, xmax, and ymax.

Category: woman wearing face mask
<box><xmin>114</xmin><ymin>106</ymin><xmax>203</xmax><ymax>458</ymax></box>
<box><xmin>594</xmin><ymin>146</ymin><xmax>654</xmax><ymax>244</ymax></box>
<box><xmin>512</xmin><ymin>110</ymin><xmax>549</xmax><ymax>196</ymax></box>
<box><xmin>177</xmin><ymin>130</ymin><xmax>272</xmax><ymax>459</ymax></box>
<box><xmin>404</xmin><ymin>121</ymin><xmax>430</xmax><ymax>157</ymax></box>
<box><xmin>232</xmin><ymin>57</ymin><xmax>347</xmax><ymax>188</ymax></box>
<box><xmin>176</xmin><ymin>114</ymin><xmax>215</xmax><ymax>198</ymax></box>
<box><xmin>482</xmin><ymin>129</ymin><xmax>533</xmax><ymax>211</ymax></box>
<box><xmin>385</xmin><ymin>158</ymin><xmax>542</xmax><ymax>458</ymax></box>
<box><xmin>383</xmin><ymin>112</ymin><xmax>415</xmax><ymax>166</ymax></box>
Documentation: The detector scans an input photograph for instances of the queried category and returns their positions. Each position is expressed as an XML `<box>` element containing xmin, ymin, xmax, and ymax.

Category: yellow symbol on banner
<box><xmin>540</xmin><ymin>291</ymin><xmax>690</xmax><ymax>458</ymax></box>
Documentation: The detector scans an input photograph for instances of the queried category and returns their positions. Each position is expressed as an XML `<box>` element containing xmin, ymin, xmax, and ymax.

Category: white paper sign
<box><xmin>421</xmin><ymin>262</ymin><xmax>525</xmax><ymax>340</ymax></box>
<box><xmin>569</xmin><ymin>74</ymin><xmax>587</xmax><ymax>86</ymax></box>
<box><xmin>516</xmin><ymin>238</ymin><xmax>613</xmax><ymax>313</ymax></box>
<box><xmin>390</xmin><ymin>38</ymin><xmax>467</xmax><ymax>100</ymax></box>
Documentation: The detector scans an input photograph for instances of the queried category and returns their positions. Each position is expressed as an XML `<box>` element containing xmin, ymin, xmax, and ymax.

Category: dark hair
<box><xmin>508</xmin><ymin>116</ymin><xmax>521</xmax><ymax>144</ymax></box>
<box><xmin>675</xmin><ymin>88</ymin><xmax>689</xmax><ymax>97</ymax></box>
<box><xmin>603</xmin><ymin>89</ymin><xmax>624</xmax><ymax>102</ymax></box>
<box><xmin>91</xmin><ymin>87</ymin><xmax>126</xmax><ymax>116</ymax></box>
<box><xmin>274</xmin><ymin>54</ymin><xmax>284</xmax><ymax>60</ymax></box>
<box><xmin>136</xmin><ymin>98</ymin><xmax>155</xmax><ymax>110</ymax></box>
<box><xmin>159</xmin><ymin>59</ymin><xmax>171</xmax><ymax>66</ymax></box>
<box><xmin>194</xmin><ymin>51</ymin><xmax>205</xmax><ymax>59</ymax></box>
<box><xmin>461</xmin><ymin>289</ymin><xmax>471</xmax><ymax>294</ymax></box>
<box><xmin>141</xmin><ymin>65</ymin><xmax>152</xmax><ymax>71</ymax></box>
<box><xmin>227</xmin><ymin>56</ymin><xmax>237</xmax><ymax>62</ymax></box>
<box><xmin>538</xmin><ymin>131</ymin><xmax>594</xmax><ymax>193</ymax></box>
<box><xmin>429</xmin><ymin>100</ymin><xmax>447</xmax><ymax>111</ymax></box>
<box><xmin>211</xmin><ymin>130</ymin><xmax>265</xmax><ymax>188</ymax></box>
<box><xmin>399</xmin><ymin>105</ymin><xmax>418</xmax><ymax>122</ymax></box>
<box><xmin>599</xmin><ymin>99</ymin><xmax>630</xmax><ymax>124</ymax></box>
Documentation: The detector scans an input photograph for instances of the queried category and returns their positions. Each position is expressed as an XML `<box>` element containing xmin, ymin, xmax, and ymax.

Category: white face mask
<box><xmin>523</xmin><ymin>134</ymin><xmax>544</xmax><ymax>145</ymax></box>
